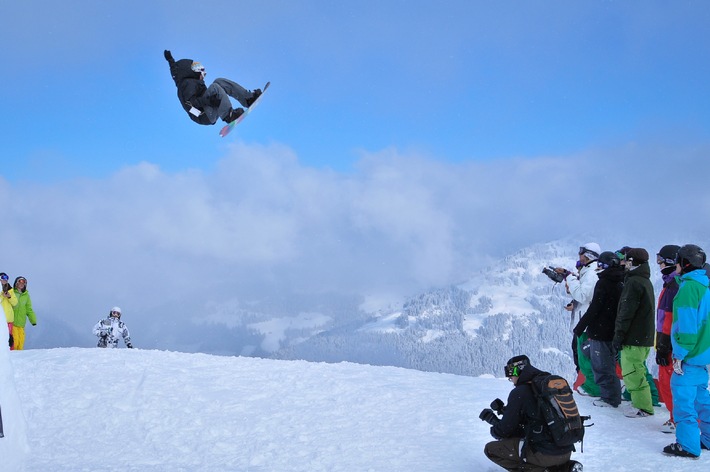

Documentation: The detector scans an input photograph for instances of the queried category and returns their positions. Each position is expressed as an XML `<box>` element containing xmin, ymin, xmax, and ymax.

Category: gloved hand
<box><xmin>479</xmin><ymin>408</ymin><xmax>500</xmax><ymax>426</ymax></box>
<box><xmin>490</xmin><ymin>398</ymin><xmax>505</xmax><ymax>416</ymax></box>
<box><xmin>656</xmin><ymin>332</ymin><xmax>672</xmax><ymax>366</ymax></box>
<box><xmin>164</xmin><ymin>50</ymin><xmax>174</xmax><ymax>63</ymax></box>
<box><xmin>572</xmin><ymin>323</ymin><xmax>584</xmax><ymax>338</ymax></box>
<box><xmin>612</xmin><ymin>339</ymin><xmax>623</xmax><ymax>353</ymax></box>
<box><xmin>673</xmin><ymin>358</ymin><xmax>684</xmax><ymax>375</ymax></box>
<box><xmin>8</xmin><ymin>333</ymin><xmax>13</xmax><ymax>348</ymax></box>
<box><xmin>126</xmin><ymin>343</ymin><xmax>133</xmax><ymax>349</ymax></box>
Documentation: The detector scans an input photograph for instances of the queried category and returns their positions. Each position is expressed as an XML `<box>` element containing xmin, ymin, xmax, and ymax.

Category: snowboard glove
<box><xmin>479</xmin><ymin>408</ymin><xmax>500</xmax><ymax>426</ymax></box>
<box><xmin>490</xmin><ymin>398</ymin><xmax>505</xmax><ymax>416</ymax></box>
<box><xmin>673</xmin><ymin>358</ymin><xmax>684</xmax><ymax>375</ymax></box>
<box><xmin>656</xmin><ymin>332</ymin><xmax>672</xmax><ymax>366</ymax></box>
<box><xmin>126</xmin><ymin>343</ymin><xmax>133</xmax><ymax>349</ymax></box>
<box><xmin>8</xmin><ymin>333</ymin><xmax>13</xmax><ymax>348</ymax></box>
<box><xmin>164</xmin><ymin>50</ymin><xmax>175</xmax><ymax>64</ymax></box>
<box><xmin>612</xmin><ymin>339</ymin><xmax>623</xmax><ymax>353</ymax></box>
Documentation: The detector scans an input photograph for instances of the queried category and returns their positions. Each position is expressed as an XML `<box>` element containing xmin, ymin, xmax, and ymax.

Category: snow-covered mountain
<box><xmin>3</xmin><ymin>348</ymin><xmax>707</xmax><ymax>471</ymax></box>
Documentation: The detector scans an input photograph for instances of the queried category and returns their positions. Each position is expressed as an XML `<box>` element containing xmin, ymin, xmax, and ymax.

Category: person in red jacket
<box><xmin>655</xmin><ymin>245</ymin><xmax>680</xmax><ymax>433</ymax></box>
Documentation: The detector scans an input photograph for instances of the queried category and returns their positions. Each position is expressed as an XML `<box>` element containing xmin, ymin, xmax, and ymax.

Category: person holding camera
<box><xmin>92</xmin><ymin>307</ymin><xmax>133</xmax><ymax>349</ymax></box>
<box><xmin>555</xmin><ymin>243</ymin><xmax>601</xmax><ymax>398</ymax></box>
<box><xmin>480</xmin><ymin>355</ymin><xmax>582</xmax><ymax>471</ymax></box>
<box><xmin>1</xmin><ymin>272</ymin><xmax>18</xmax><ymax>350</ymax></box>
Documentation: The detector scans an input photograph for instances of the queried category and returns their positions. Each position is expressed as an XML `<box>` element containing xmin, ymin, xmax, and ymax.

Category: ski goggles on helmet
<box><xmin>0</xmin><ymin>274</ymin><xmax>8</xmax><ymax>281</ymax></box>
<box><xmin>657</xmin><ymin>255</ymin><xmax>675</xmax><ymax>266</ymax></box>
<box><xmin>504</xmin><ymin>360</ymin><xmax>528</xmax><ymax>377</ymax></box>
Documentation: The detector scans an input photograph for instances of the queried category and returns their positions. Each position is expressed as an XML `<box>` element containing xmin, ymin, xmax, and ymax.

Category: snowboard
<box><xmin>219</xmin><ymin>81</ymin><xmax>270</xmax><ymax>137</ymax></box>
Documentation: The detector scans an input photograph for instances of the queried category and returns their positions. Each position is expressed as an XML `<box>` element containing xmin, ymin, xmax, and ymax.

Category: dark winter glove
<box><xmin>490</xmin><ymin>398</ymin><xmax>506</xmax><ymax>416</ymax></box>
<box><xmin>479</xmin><ymin>408</ymin><xmax>500</xmax><ymax>426</ymax></box>
<box><xmin>164</xmin><ymin>49</ymin><xmax>174</xmax><ymax>63</ymax></box>
<box><xmin>126</xmin><ymin>343</ymin><xmax>133</xmax><ymax>349</ymax></box>
<box><xmin>656</xmin><ymin>332</ymin><xmax>672</xmax><ymax>366</ymax></box>
<box><xmin>8</xmin><ymin>333</ymin><xmax>13</xmax><ymax>348</ymax></box>
<box><xmin>572</xmin><ymin>323</ymin><xmax>584</xmax><ymax>338</ymax></box>
<box><xmin>612</xmin><ymin>339</ymin><xmax>623</xmax><ymax>353</ymax></box>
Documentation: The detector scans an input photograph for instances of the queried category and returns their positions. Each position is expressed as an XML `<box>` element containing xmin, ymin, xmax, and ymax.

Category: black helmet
<box><xmin>597</xmin><ymin>251</ymin><xmax>621</xmax><ymax>270</ymax></box>
<box><xmin>676</xmin><ymin>244</ymin><xmax>707</xmax><ymax>270</ymax></box>
<box><xmin>504</xmin><ymin>355</ymin><xmax>530</xmax><ymax>377</ymax></box>
<box><xmin>657</xmin><ymin>245</ymin><xmax>680</xmax><ymax>266</ymax></box>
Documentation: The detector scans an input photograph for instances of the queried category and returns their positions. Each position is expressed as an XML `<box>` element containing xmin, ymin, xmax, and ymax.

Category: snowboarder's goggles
<box><xmin>111</xmin><ymin>310</ymin><xmax>121</xmax><ymax>315</ymax></box>
<box><xmin>0</xmin><ymin>274</ymin><xmax>8</xmax><ymax>281</ymax></box>
<box><xmin>657</xmin><ymin>255</ymin><xmax>675</xmax><ymax>266</ymax></box>
<box><xmin>504</xmin><ymin>360</ymin><xmax>527</xmax><ymax>378</ymax></box>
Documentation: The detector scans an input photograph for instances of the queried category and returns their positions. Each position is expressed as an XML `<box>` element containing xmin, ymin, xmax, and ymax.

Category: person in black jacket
<box><xmin>480</xmin><ymin>355</ymin><xmax>581</xmax><ymax>471</ymax></box>
<box><xmin>163</xmin><ymin>50</ymin><xmax>262</xmax><ymax>125</ymax></box>
<box><xmin>573</xmin><ymin>251</ymin><xmax>624</xmax><ymax>408</ymax></box>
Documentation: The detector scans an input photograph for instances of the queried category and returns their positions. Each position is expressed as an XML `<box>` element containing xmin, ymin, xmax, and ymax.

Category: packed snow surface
<box><xmin>7</xmin><ymin>348</ymin><xmax>709</xmax><ymax>471</ymax></box>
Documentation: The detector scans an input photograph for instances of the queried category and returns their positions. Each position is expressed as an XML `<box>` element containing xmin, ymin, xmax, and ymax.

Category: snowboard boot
<box><xmin>245</xmin><ymin>89</ymin><xmax>262</xmax><ymax>108</ymax></box>
<box><xmin>224</xmin><ymin>107</ymin><xmax>244</xmax><ymax>123</ymax></box>
<box><xmin>662</xmin><ymin>442</ymin><xmax>699</xmax><ymax>459</ymax></box>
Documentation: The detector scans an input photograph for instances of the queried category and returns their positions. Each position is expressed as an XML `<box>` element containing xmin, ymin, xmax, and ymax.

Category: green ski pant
<box><xmin>620</xmin><ymin>345</ymin><xmax>654</xmax><ymax>414</ymax></box>
<box><xmin>577</xmin><ymin>333</ymin><xmax>601</xmax><ymax>397</ymax></box>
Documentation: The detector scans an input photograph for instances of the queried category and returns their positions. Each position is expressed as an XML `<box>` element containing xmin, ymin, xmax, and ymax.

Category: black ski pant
<box><xmin>484</xmin><ymin>437</ymin><xmax>571</xmax><ymax>471</ymax></box>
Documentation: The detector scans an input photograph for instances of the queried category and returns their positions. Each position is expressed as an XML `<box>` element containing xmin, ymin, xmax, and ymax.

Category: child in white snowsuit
<box><xmin>92</xmin><ymin>307</ymin><xmax>133</xmax><ymax>348</ymax></box>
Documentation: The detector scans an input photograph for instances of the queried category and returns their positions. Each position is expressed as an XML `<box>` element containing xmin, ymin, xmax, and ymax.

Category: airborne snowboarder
<box><xmin>163</xmin><ymin>49</ymin><xmax>262</xmax><ymax>125</ymax></box>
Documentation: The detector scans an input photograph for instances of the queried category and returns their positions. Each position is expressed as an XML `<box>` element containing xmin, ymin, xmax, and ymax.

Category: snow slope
<box><xmin>6</xmin><ymin>348</ymin><xmax>709</xmax><ymax>471</ymax></box>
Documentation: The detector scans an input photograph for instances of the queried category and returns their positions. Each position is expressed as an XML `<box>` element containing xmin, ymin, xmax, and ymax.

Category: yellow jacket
<box><xmin>2</xmin><ymin>288</ymin><xmax>18</xmax><ymax>323</ymax></box>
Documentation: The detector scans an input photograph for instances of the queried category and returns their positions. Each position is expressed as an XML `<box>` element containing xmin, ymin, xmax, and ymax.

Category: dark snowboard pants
<box><xmin>484</xmin><ymin>437</ymin><xmax>571</xmax><ymax>471</ymax></box>
<box><xmin>203</xmin><ymin>78</ymin><xmax>251</xmax><ymax>124</ymax></box>
<box><xmin>589</xmin><ymin>338</ymin><xmax>621</xmax><ymax>406</ymax></box>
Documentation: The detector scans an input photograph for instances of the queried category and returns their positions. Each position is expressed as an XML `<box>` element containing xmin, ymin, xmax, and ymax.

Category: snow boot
<box><xmin>662</xmin><ymin>442</ymin><xmax>699</xmax><ymax>459</ymax></box>
<box><xmin>246</xmin><ymin>89</ymin><xmax>262</xmax><ymax>107</ymax></box>
<box><xmin>225</xmin><ymin>108</ymin><xmax>244</xmax><ymax>123</ymax></box>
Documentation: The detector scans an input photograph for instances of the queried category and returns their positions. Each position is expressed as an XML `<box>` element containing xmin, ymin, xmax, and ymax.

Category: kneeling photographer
<box><xmin>480</xmin><ymin>355</ymin><xmax>582</xmax><ymax>472</ymax></box>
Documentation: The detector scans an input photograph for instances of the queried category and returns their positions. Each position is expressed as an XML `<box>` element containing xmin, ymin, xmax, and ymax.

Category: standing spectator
<box><xmin>663</xmin><ymin>244</ymin><xmax>710</xmax><ymax>458</ymax></box>
<box><xmin>92</xmin><ymin>307</ymin><xmax>133</xmax><ymax>349</ymax></box>
<box><xmin>1</xmin><ymin>272</ymin><xmax>18</xmax><ymax>350</ymax></box>
<box><xmin>556</xmin><ymin>243</ymin><xmax>601</xmax><ymax>397</ymax></box>
<box><xmin>614</xmin><ymin>248</ymin><xmax>656</xmax><ymax>418</ymax></box>
<box><xmin>574</xmin><ymin>251</ymin><xmax>625</xmax><ymax>408</ymax></box>
<box><xmin>655</xmin><ymin>245</ymin><xmax>680</xmax><ymax>433</ymax></box>
<box><xmin>11</xmin><ymin>276</ymin><xmax>37</xmax><ymax>350</ymax></box>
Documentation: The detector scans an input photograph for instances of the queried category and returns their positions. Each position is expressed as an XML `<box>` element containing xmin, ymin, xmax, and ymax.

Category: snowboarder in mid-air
<box><xmin>164</xmin><ymin>50</ymin><xmax>262</xmax><ymax>125</ymax></box>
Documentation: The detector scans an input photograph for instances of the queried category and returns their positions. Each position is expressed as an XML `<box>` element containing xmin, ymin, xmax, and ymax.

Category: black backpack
<box><xmin>530</xmin><ymin>374</ymin><xmax>587</xmax><ymax>448</ymax></box>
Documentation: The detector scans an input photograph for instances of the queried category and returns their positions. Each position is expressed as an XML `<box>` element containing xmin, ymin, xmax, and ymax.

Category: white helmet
<box><xmin>191</xmin><ymin>61</ymin><xmax>206</xmax><ymax>78</ymax></box>
<box><xmin>110</xmin><ymin>306</ymin><xmax>122</xmax><ymax>318</ymax></box>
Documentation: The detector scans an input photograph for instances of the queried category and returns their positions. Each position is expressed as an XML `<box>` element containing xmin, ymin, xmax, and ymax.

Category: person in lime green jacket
<box><xmin>1</xmin><ymin>272</ymin><xmax>18</xmax><ymax>349</ymax></box>
<box><xmin>12</xmin><ymin>276</ymin><xmax>36</xmax><ymax>350</ymax></box>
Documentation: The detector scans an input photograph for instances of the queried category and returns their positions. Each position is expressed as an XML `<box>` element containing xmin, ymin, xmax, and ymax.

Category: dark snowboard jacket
<box><xmin>491</xmin><ymin>365</ymin><xmax>574</xmax><ymax>456</ymax></box>
<box><xmin>614</xmin><ymin>262</ymin><xmax>656</xmax><ymax>347</ymax></box>
<box><xmin>164</xmin><ymin>52</ymin><xmax>212</xmax><ymax>125</ymax></box>
<box><xmin>575</xmin><ymin>266</ymin><xmax>624</xmax><ymax>342</ymax></box>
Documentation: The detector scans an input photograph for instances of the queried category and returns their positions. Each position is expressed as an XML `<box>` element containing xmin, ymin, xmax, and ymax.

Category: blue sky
<box><xmin>2</xmin><ymin>1</ymin><xmax>710</xmax><ymax>346</ymax></box>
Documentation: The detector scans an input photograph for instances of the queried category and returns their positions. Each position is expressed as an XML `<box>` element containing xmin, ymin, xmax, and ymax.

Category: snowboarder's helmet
<box><xmin>676</xmin><ymin>244</ymin><xmax>706</xmax><ymax>270</ymax></box>
<box><xmin>579</xmin><ymin>242</ymin><xmax>601</xmax><ymax>260</ymax></box>
<box><xmin>504</xmin><ymin>355</ymin><xmax>530</xmax><ymax>377</ymax></box>
<box><xmin>657</xmin><ymin>245</ymin><xmax>680</xmax><ymax>266</ymax></box>
<box><xmin>597</xmin><ymin>251</ymin><xmax>621</xmax><ymax>270</ymax></box>
<box><xmin>191</xmin><ymin>62</ymin><xmax>205</xmax><ymax>73</ymax></box>
<box><xmin>110</xmin><ymin>306</ymin><xmax>122</xmax><ymax>318</ymax></box>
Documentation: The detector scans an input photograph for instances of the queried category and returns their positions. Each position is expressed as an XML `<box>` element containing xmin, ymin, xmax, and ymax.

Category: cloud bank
<box><xmin>2</xmin><ymin>139</ymin><xmax>708</xmax><ymax>346</ymax></box>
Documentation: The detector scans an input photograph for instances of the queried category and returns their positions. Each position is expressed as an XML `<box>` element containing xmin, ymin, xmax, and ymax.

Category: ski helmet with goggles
<box><xmin>110</xmin><ymin>306</ymin><xmax>122</xmax><ymax>318</ymax></box>
<box><xmin>579</xmin><ymin>242</ymin><xmax>601</xmax><ymax>260</ymax></box>
<box><xmin>191</xmin><ymin>62</ymin><xmax>205</xmax><ymax>75</ymax></box>
<box><xmin>657</xmin><ymin>245</ymin><xmax>680</xmax><ymax>266</ymax></box>
<box><xmin>504</xmin><ymin>355</ymin><xmax>530</xmax><ymax>377</ymax></box>
<box><xmin>597</xmin><ymin>251</ymin><xmax>621</xmax><ymax>270</ymax></box>
<box><xmin>676</xmin><ymin>244</ymin><xmax>706</xmax><ymax>270</ymax></box>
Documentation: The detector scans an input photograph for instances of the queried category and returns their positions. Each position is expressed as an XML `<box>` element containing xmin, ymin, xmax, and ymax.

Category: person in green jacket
<box><xmin>11</xmin><ymin>276</ymin><xmax>36</xmax><ymax>350</ymax></box>
<box><xmin>613</xmin><ymin>248</ymin><xmax>656</xmax><ymax>418</ymax></box>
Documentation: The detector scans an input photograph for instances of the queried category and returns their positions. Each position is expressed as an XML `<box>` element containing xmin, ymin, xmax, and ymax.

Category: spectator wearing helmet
<box><xmin>92</xmin><ymin>307</ymin><xmax>133</xmax><ymax>349</ymax></box>
<box><xmin>663</xmin><ymin>244</ymin><xmax>710</xmax><ymax>458</ymax></box>
<box><xmin>613</xmin><ymin>247</ymin><xmax>656</xmax><ymax>418</ymax></box>
<box><xmin>481</xmin><ymin>355</ymin><xmax>581</xmax><ymax>472</ymax></box>
<box><xmin>163</xmin><ymin>50</ymin><xmax>262</xmax><ymax>126</ymax></box>
<box><xmin>573</xmin><ymin>251</ymin><xmax>625</xmax><ymax>408</ymax></box>
<box><xmin>655</xmin><ymin>245</ymin><xmax>681</xmax><ymax>434</ymax></box>
<box><xmin>555</xmin><ymin>242</ymin><xmax>601</xmax><ymax>398</ymax></box>
<box><xmin>11</xmin><ymin>276</ymin><xmax>37</xmax><ymax>350</ymax></box>
<box><xmin>1</xmin><ymin>272</ymin><xmax>18</xmax><ymax>350</ymax></box>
